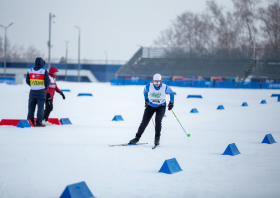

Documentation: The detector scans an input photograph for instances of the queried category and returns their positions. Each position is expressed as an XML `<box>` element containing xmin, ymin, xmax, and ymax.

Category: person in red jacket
<box><xmin>43</xmin><ymin>66</ymin><xmax>65</xmax><ymax>125</ymax></box>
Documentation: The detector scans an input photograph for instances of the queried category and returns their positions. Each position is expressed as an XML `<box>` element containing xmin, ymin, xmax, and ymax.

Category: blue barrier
<box><xmin>271</xmin><ymin>94</ymin><xmax>280</xmax><ymax>97</ymax></box>
<box><xmin>192</xmin><ymin>81</ymin><xmax>213</xmax><ymax>88</ymax></box>
<box><xmin>187</xmin><ymin>95</ymin><xmax>202</xmax><ymax>98</ymax></box>
<box><xmin>217</xmin><ymin>105</ymin><xmax>225</xmax><ymax>110</ymax></box>
<box><xmin>222</xmin><ymin>143</ymin><xmax>241</xmax><ymax>156</ymax></box>
<box><xmin>169</xmin><ymin>81</ymin><xmax>191</xmax><ymax>87</ymax></box>
<box><xmin>0</xmin><ymin>77</ymin><xmax>15</xmax><ymax>85</ymax></box>
<box><xmin>112</xmin><ymin>115</ymin><xmax>124</xmax><ymax>121</ymax></box>
<box><xmin>215</xmin><ymin>81</ymin><xmax>236</xmax><ymax>88</ymax></box>
<box><xmin>61</xmin><ymin>89</ymin><xmax>70</xmax><ymax>92</ymax></box>
<box><xmin>111</xmin><ymin>79</ymin><xmax>123</xmax><ymax>85</ymax></box>
<box><xmin>262</xmin><ymin>83</ymin><xmax>280</xmax><ymax>89</ymax></box>
<box><xmin>146</xmin><ymin>80</ymin><xmax>170</xmax><ymax>85</ymax></box>
<box><xmin>238</xmin><ymin>82</ymin><xmax>260</xmax><ymax>89</ymax></box>
<box><xmin>1</xmin><ymin>62</ymin><xmax>122</xmax><ymax>82</ymax></box>
<box><xmin>77</xmin><ymin>93</ymin><xmax>93</xmax><ymax>97</ymax></box>
<box><xmin>161</xmin><ymin>80</ymin><xmax>170</xmax><ymax>85</ymax></box>
<box><xmin>17</xmin><ymin>120</ymin><xmax>31</xmax><ymax>128</ymax></box>
<box><xmin>262</xmin><ymin>134</ymin><xmax>276</xmax><ymax>144</ymax></box>
<box><xmin>190</xmin><ymin>108</ymin><xmax>199</xmax><ymax>113</ymax></box>
<box><xmin>124</xmin><ymin>79</ymin><xmax>146</xmax><ymax>85</ymax></box>
<box><xmin>109</xmin><ymin>79</ymin><xmax>280</xmax><ymax>90</ymax></box>
<box><xmin>60</xmin><ymin>181</ymin><xmax>95</xmax><ymax>198</ymax></box>
<box><xmin>60</xmin><ymin>118</ymin><xmax>72</xmax><ymax>125</ymax></box>
<box><xmin>159</xmin><ymin>158</ymin><xmax>182</xmax><ymax>174</ymax></box>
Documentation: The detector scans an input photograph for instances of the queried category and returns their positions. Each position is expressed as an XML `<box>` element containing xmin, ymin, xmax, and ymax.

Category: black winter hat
<box><xmin>35</xmin><ymin>57</ymin><xmax>45</xmax><ymax>68</ymax></box>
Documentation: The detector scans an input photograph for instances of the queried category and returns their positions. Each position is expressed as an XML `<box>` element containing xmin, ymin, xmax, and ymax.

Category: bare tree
<box><xmin>9</xmin><ymin>45</ymin><xmax>25</xmax><ymax>61</ymax></box>
<box><xmin>23</xmin><ymin>46</ymin><xmax>43</xmax><ymax>62</ymax></box>
<box><xmin>154</xmin><ymin>26</ymin><xmax>180</xmax><ymax>48</ymax></box>
<box><xmin>154</xmin><ymin>11</ymin><xmax>215</xmax><ymax>49</ymax></box>
<box><xmin>232</xmin><ymin>0</ymin><xmax>261</xmax><ymax>48</ymax></box>
<box><xmin>206</xmin><ymin>0</ymin><xmax>241</xmax><ymax>48</ymax></box>
<box><xmin>0</xmin><ymin>37</ymin><xmax>44</xmax><ymax>62</ymax></box>
<box><xmin>175</xmin><ymin>12</ymin><xmax>215</xmax><ymax>49</ymax></box>
<box><xmin>258</xmin><ymin>0</ymin><xmax>280</xmax><ymax>49</ymax></box>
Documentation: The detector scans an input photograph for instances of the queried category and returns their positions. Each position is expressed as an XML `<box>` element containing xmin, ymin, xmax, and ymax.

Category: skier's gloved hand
<box><xmin>145</xmin><ymin>99</ymin><xmax>149</xmax><ymax>107</ymax></box>
<box><xmin>168</xmin><ymin>101</ymin><xmax>174</xmax><ymax>110</ymax></box>
<box><xmin>46</xmin><ymin>93</ymin><xmax>51</xmax><ymax>100</ymax></box>
<box><xmin>60</xmin><ymin>92</ymin><xmax>65</xmax><ymax>100</ymax></box>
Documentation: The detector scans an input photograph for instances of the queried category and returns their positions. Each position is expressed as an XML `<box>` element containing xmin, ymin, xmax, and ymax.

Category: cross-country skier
<box><xmin>42</xmin><ymin>66</ymin><xmax>65</xmax><ymax>125</ymax></box>
<box><xmin>129</xmin><ymin>73</ymin><xmax>175</xmax><ymax>146</ymax></box>
<box><xmin>26</xmin><ymin>57</ymin><xmax>50</xmax><ymax>127</ymax></box>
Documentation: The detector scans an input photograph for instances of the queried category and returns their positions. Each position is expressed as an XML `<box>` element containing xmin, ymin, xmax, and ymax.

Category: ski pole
<box><xmin>151</xmin><ymin>116</ymin><xmax>155</xmax><ymax>129</ymax></box>
<box><xmin>171</xmin><ymin>110</ymin><xmax>190</xmax><ymax>137</ymax></box>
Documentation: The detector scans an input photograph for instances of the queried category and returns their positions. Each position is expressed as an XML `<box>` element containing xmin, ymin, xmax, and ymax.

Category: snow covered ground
<box><xmin>0</xmin><ymin>82</ymin><xmax>280</xmax><ymax>198</ymax></box>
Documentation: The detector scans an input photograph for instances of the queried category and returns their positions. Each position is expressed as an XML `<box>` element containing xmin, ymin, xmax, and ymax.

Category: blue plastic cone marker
<box><xmin>60</xmin><ymin>118</ymin><xmax>72</xmax><ymax>125</ymax></box>
<box><xmin>60</xmin><ymin>181</ymin><xmax>96</xmax><ymax>198</ymax></box>
<box><xmin>159</xmin><ymin>158</ymin><xmax>182</xmax><ymax>174</ymax></box>
<box><xmin>17</xmin><ymin>120</ymin><xmax>31</xmax><ymax>128</ymax></box>
<box><xmin>190</xmin><ymin>108</ymin><xmax>198</xmax><ymax>113</ymax></box>
<box><xmin>61</xmin><ymin>89</ymin><xmax>70</xmax><ymax>92</ymax></box>
<box><xmin>242</xmin><ymin>102</ymin><xmax>248</xmax><ymax>106</ymax></box>
<box><xmin>187</xmin><ymin>95</ymin><xmax>202</xmax><ymax>99</ymax></box>
<box><xmin>262</xmin><ymin>134</ymin><xmax>277</xmax><ymax>144</ymax></box>
<box><xmin>222</xmin><ymin>143</ymin><xmax>241</xmax><ymax>156</ymax></box>
<box><xmin>217</xmin><ymin>105</ymin><xmax>224</xmax><ymax>110</ymax></box>
<box><xmin>260</xmin><ymin>100</ymin><xmax>267</xmax><ymax>104</ymax></box>
<box><xmin>112</xmin><ymin>115</ymin><xmax>124</xmax><ymax>121</ymax></box>
<box><xmin>77</xmin><ymin>93</ymin><xmax>93</xmax><ymax>97</ymax></box>
<box><xmin>271</xmin><ymin>94</ymin><xmax>280</xmax><ymax>97</ymax></box>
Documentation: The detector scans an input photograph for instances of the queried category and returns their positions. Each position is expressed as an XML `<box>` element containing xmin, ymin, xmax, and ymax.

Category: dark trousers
<box><xmin>27</xmin><ymin>98</ymin><xmax>45</xmax><ymax>125</ymax></box>
<box><xmin>43</xmin><ymin>99</ymin><xmax>53</xmax><ymax>121</ymax></box>
<box><xmin>136</xmin><ymin>105</ymin><xmax>166</xmax><ymax>139</ymax></box>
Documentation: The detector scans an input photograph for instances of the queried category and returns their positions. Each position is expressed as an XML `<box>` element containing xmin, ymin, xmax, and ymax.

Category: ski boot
<box><xmin>154</xmin><ymin>137</ymin><xmax>160</xmax><ymax>146</ymax></box>
<box><xmin>129</xmin><ymin>137</ymin><xmax>140</xmax><ymax>145</ymax></box>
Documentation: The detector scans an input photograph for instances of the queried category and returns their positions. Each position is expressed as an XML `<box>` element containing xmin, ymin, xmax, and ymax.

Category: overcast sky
<box><xmin>1</xmin><ymin>0</ymin><xmax>241</xmax><ymax>62</ymax></box>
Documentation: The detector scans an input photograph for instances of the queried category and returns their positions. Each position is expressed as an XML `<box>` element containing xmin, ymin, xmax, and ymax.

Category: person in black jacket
<box><xmin>26</xmin><ymin>57</ymin><xmax>50</xmax><ymax>127</ymax></box>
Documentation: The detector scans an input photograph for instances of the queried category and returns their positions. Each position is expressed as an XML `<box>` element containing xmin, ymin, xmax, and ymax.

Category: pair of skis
<box><xmin>109</xmin><ymin>110</ymin><xmax>190</xmax><ymax>150</ymax></box>
<box><xmin>108</xmin><ymin>143</ymin><xmax>158</xmax><ymax>149</ymax></box>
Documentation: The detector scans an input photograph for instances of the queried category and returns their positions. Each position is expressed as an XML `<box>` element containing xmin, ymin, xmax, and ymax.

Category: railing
<box><xmin>141</xmin><ymin>47</ymin><xmax>255</xmax><ymax>59</ymax></box>
<box><xmin>125</xmin><ymin>47</ymin><xmax>143</xmax><ymax>67</ymax></box>
<box><xmin>0</xmin><ymin>58</ymin><xmax>127</xmax><ymax>65</ymax></box>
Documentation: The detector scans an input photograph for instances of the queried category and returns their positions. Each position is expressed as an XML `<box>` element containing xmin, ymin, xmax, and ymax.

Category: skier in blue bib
<box><xmin>129</xmin><ymin>73</ymin><xmax>175</xmax><ymax>146</ymax></box>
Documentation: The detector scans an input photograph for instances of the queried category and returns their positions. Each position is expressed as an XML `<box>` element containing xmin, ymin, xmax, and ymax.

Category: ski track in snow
<box><xmin>0</xmin><ymin>82</ymin><xmax>280</xmax><ymax>198</ymax></box>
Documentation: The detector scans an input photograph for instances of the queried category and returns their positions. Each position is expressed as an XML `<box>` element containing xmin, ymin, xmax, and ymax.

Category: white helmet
<box><xmin>153</xmin><ymin>73</ymin><xmax>161</xmax><ymax>81</ymax></box>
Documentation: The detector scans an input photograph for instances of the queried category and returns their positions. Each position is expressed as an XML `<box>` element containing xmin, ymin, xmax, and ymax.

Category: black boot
<box><xmin>154</xmin><ymin>137</ymin><xmax>160</xmax><ymax>146</ymax></box>
<box><xmin>129</xmin><ymin>137</ymin><xmax>140</xmax><ymax>144</ymax></box>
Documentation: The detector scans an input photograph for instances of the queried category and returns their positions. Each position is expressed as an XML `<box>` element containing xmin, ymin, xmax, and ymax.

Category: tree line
<box><xmin>0</xmin><ymin>36</ymin><xmax>43</xmax><ymax>62</ymax></box>
<box><xmin>154</xmin><ymin>0</ymin><xmax>280</xmax><ymax>50</ymax></box>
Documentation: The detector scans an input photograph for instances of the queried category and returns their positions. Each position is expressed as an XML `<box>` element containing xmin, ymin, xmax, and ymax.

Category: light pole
<box><xmin>65</xmin><ymin>41</ymin><xmax>69</xmax><ymax>81</ymax></box>
<box><xmin>104</xmin><ymin>51</ymin><xmax>107</xmax><ymax>65</ymax></box>
<box><xmin>48</xmin><ymin>13</ymin><xmax>56</xmax><ymax>70</ymax></box>
<box><xmin>75</xmin><ymin>26</ymin><xmax>81</xmax><ymax>82</ymax></box>
<box><xmin>0</xmin><ymin>22</ymin><xmax>13</xmax><ymax>77</ymax></box>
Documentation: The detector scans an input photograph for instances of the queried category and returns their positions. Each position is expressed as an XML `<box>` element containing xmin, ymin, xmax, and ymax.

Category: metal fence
<box><xmin>127</xmin><ymin>47</ymin><xmax>280</xmax><ymax>61</ymax></box>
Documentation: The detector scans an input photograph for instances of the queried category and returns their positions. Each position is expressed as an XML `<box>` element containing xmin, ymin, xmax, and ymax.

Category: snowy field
<box><xmin>0</xmin><ymin>82</ymin><xmax>280</xmax><ymax>198</ymax></box>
